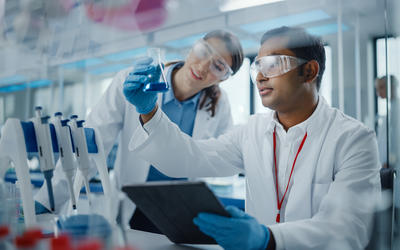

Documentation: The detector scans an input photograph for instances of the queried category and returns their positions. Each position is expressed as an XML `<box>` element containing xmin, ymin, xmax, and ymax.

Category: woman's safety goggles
<box><xmin>191</xmin><ymin>39</ymin><xmax>233</xmax><ymax>81</ymax></box>
<box><xmin>250</xmin><ymin>55</ymin><xmax>308</xmax><ymax>84</ymax></box>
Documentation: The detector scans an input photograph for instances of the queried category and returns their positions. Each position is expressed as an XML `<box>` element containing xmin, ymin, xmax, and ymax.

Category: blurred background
<box><xmin>0</xmin><ymin>0</ymin><xmax>399</xmax><ymax>248</ymax></box>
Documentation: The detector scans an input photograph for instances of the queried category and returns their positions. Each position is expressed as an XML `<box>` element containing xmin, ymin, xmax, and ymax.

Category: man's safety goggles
<box><xmin>250</xmin><ymin>55</ymin><xmax>308</xmax><ymax>84</ymax></box>
<box><xmin>191</xmin><ymin>39</ymin><xmax>233</xmax><ymax>81</ymax></box>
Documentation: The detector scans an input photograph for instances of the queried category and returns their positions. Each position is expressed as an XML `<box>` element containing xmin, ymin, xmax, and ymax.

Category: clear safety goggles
<box><xmin>250</xmin><ymin>55</ymin><xmax>308</xmax><ymax>84</ymax></box>
<box><xmin>191</xmin><ymin>39</ymin><xmax>233</xmax><ymax>81</ymax></box>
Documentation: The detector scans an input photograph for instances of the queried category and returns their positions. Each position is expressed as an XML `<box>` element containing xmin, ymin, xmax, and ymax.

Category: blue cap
<box><xmin>41</xmin><ymin>115</ymin><xmax>50</xmax><ymax>124</ymax></box>
<box><xmin>35</xmin><ymin>106</ymin><xmax>43</xmax><ymax>111</ymax></box>
<box><xmin>70</xmin><ymin>115</ymin><xmax>78</xmax><ymax>119</ymax></box>
<box><xmin>54</xmin><ymin>112</ymin><xmax>62</xmax><ymax>117</ymax></box>
<box><xmin>77</xmin><ymin>120</ymin><xmax>85</xmax><ymax>128</ymax></box>
<box><xmin>61</xmin><ymin>119</ymin><xmax>70</xmax><ymax>126</ymax></box>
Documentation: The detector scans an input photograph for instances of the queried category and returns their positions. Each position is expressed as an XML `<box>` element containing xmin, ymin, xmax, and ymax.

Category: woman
<box><xmin>35</xmin><ymin>30</ymin><xmax>244</xmax><ymax>225</ymax></box>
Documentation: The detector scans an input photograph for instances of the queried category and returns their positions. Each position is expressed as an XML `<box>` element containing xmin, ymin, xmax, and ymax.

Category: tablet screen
<box><xmin>122</xmin><ymin>181</ymin><xmax>230</xmax><ymax>244</ymax></box>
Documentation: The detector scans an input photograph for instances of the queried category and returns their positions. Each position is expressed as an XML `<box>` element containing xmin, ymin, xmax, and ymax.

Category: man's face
<box><xmin>256</xmin><ymin>36</ymin><xmax>307</xmax><ymax>113</ymax></box>
<box><xmin>375</xmin><ymin>78</ymin><xmax>387</xmax><ymax>99</ymax></box>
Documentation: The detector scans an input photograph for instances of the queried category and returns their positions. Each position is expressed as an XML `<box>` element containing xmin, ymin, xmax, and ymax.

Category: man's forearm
<box><xmin>140</xmin><ymin>105</ymin><xmax>158</xmax><ymax>124</ymax></box>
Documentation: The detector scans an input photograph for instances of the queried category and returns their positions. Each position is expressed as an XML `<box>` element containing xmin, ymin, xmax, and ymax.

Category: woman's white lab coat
<box><xmin>129</xmin><ymin>97</ymin><xmax>381</xmax><ymax>250</ymax></box>
<box><xmin>86</xmin><ymin>66</ymin><xmax>233</xmax><ymax>189</ymax></box>
<box><xmin>34</xmin><ymin>65</ymin><xmax>233</xmax><ymax>220</ymax></box>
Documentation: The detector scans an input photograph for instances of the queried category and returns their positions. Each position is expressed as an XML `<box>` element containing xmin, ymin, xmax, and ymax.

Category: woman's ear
<box><xmin>304</xmin><ymin>60</ymin><xmax>319</xmax><ymax>83</ymax></box>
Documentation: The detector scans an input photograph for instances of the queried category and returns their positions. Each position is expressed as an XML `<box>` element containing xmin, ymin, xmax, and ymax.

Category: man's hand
<box><xmin>193</xmin><ymin>206</ymin><xmax>270</xmax><ymax>250</ymax></box>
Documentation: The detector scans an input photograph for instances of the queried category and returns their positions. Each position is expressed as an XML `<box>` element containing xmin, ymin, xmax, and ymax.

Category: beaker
<box><xmin>142</xmin><ymin>48</ymin><xmax>169</xmax><ymax>92</ymax></box>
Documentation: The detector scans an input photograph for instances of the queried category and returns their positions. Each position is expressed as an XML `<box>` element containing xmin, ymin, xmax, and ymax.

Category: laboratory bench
<box><xmin>126</xmin><ymin>229</ymin><xmax>222</xmax><ymax>250</ymax></box>
<box><xmin>4</xmin><ymin>170</ymin><xmax>246</xmax><ymax>210</ymax></box>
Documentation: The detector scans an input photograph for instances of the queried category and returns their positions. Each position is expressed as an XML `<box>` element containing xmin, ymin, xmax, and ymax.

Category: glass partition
<box><xmin>386</xmin><ymin>0</ymin><xmax>400</xmax><ymax>248</ymax></box>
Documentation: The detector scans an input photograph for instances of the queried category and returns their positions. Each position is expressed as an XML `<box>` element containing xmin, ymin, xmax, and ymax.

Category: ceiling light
<box><xmin>219</xmin><ymin>0</ymin><xmax>284</xmax><ymax>12</ymax></box>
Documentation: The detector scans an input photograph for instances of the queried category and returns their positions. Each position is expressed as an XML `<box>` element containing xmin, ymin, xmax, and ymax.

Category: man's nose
<box><xmin>256</xmin><ymin>72</ymin><xmax>269</xmax><ymax>83</ymax></box>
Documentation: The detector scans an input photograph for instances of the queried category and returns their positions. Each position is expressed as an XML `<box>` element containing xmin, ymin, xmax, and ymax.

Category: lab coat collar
<box><xmin>162</xmin><ymin>62</ymin><xmax>184</xmax><ymax>105</ymax></box>
<box><xmin>265</xmin><ymin>96</ymin><xmax>326</xmax><ymax>138</ymax></box>
<box><xmin>162</xmin><ymin>87</ymin><xmax>176</xmax><ymax>105</ymax></box>
<box><xmin>163</xmin><ymin>86</ymin><xmax>202</xmax><ymax>107</ymax></box>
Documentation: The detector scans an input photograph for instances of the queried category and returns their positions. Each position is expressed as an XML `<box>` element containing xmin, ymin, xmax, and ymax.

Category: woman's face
<box><xmin>181</xmin><ymin>37</ymin><xmax>233</xmax><ymax>90</ymax></box>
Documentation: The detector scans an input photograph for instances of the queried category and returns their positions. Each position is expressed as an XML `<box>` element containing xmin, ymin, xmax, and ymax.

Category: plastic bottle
<box><xmin>0</xmin><ymin>182</ymin><xmax>10</xmax><ymax>225</ymax></box>
<box><xmin>24</xmin><ymin>228</ymin><xmax>45</xmax><ymax>250</ymax></box>
<box><xmin>1</xmin><ymin>182</ymin><xmax>24</xmax><ymax>236</ymax></box>
<box><xmin>50</xmin><ymin>234</ymin><xmax>72</xmax><ymax>250</ymax></box>
<box><xmin>0</xmin><ymin>225</ymin><xmax>10</xmax><ymax>250</ymax></box>
<box><xmin>14</xmin><ymin>234</ymin><xmax>37</xmax><ymax>250</ymax></box>
<box><xmin>14</xmin><ymin>181</ymin><xmax>26</xmax><ymax>235</ymax></box>
<box><xmin>14</xmin><ymin>228</ymin><xmax>48</xmax><ymax>250</ymax></box>
<box><xmin>113</xmin><ymin>246</ymin><xmax>138</xmax><ymax>250</ymax></box>
<box><xmin>76</xmin><ymin>238</ymin><xmax>103</xmax><ymax>250</ymax></box>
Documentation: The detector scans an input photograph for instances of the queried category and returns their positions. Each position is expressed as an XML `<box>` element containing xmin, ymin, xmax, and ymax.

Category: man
<box><xmin>123</xmin><ymin>26</ymin><xmax>381</xmax><ymax>250</ymax></box>
<box><xmin>375</xmin><ymin>75</ymin><xmax>399</xmax><ymax>168</ymax></box>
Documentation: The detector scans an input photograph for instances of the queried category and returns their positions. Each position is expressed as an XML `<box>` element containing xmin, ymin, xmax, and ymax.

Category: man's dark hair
<box><xmin>260</xmin><ymin>26</ymin><xmax>326</xmax><ymax>90</ymax></box>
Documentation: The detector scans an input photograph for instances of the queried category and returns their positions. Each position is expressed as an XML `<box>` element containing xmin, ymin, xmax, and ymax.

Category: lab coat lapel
<box><xmin>284</xmin><ymin>98</ymin><xmax>333</xmax><ymax>221</ymax></box>
<box><xmin>157</xmin><ymin>82</ymin><xmax>212</xmax><ymax>140</ymax></box>
<box><xmin>260</xmin><ymin>128</ymin><xmax>280</xmax><ymax>223</ymax></box>
<box><xmin>244</xmin><ymin>115</ymin><xmax>278</xmax><ymax>225</ymax></box>
<box><xmin>284</xmin><ymin>140</ymin><xmax>314</xmax><ymax>221</ymax></box>
<box><xmin>192</xmin><ymin>92</ymin><xmax>212</xmax><ymax>139</ymax></box>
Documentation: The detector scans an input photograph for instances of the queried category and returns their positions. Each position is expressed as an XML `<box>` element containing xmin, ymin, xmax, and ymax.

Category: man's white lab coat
<box><xmin>34</xmin><ymin>65</ymin><xmax>233</xmax><ymax>223</ymax></box>
<box><xmin>129</xmin><ymin>97</ymin><xmax>381</xmax><ymax>250</ymax></box>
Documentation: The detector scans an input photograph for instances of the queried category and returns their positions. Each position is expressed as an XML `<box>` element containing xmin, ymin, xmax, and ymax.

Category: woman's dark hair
<box><xmin>260</xmin><ymin>26</ymin><xmax>326</xmax><ymax>90</ymax></box>
<box><xmin>199</xmin><ymin>30</ymin><xmax>244</xmax><ymax>117</ymax></box>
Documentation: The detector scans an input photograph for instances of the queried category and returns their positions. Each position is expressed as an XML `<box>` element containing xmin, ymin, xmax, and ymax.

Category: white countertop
<box><xmin>126</xmin><ymin>229</ymin><xmax>222</xmax><ymax>250</ymax></box>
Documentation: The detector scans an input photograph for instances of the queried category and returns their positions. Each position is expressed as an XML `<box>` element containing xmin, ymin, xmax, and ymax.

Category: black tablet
<box><xmin>122</xmin><ymin>181</ymin><xmax>231</xmax><ymax>244</ymax></box>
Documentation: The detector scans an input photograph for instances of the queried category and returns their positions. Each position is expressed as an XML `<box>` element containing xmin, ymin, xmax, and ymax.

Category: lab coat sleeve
<box><xmin>269</xmin><ymin>128</ymin><xmax>381</xmax><ymax>250</ymax></box>
<box><xmin>128</xmin><ymin>107</ymin><xmax>244</xmax><ymax>178</ymax></box>
<box><xmin>34</xmin><ymin>68</ymin><xmax>131</xmax><ymax>212</ymax></box>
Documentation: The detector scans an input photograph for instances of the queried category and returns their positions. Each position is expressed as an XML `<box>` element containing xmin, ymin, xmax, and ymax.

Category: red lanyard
<box><xmin>273</xmin><ymin>127</ymin><xmax>307</xmax><ymax>223</ymax></box>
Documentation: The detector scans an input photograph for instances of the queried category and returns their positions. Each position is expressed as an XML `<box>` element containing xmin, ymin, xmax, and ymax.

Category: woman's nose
<box><xmin>198</xmin><ymin>59</ymin><xmax>211</xmax><ymax>74</ymax></box>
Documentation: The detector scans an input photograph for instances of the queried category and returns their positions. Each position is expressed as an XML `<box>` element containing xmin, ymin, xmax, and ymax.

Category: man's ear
<box><xmin>304</xmin><ymin>60</ymin><xmax>319</xmax><ymax>83</ymax></box>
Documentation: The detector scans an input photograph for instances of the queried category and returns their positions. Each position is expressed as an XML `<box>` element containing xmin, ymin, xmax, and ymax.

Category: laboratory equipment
<box><xmin>57</xmin><ymin>214</ymin><xmax>111</xmax><ymax>247</ymax></box>
<box><xmin>14</xmin><ymin>234</ymin><xmax>37</xmax><ymax>250</ymax></box>
<box><xmin>68</xmin><ymin>116</ymin><xmax>114</xmax><ymax>223</ymax></box>
<box><xmin>50</xmin><ymin>234</ymin><xmax>72</xmax><ymax>250</ymax></box>
<box><xmin>76</xmin><ymin>238</ymin><xmax>103</xmax><ymax>250</ymax></box>
<box><xmin>142</xmin><ymin>48</ymin><xmax>168</xmax><ymax>92</ymax></box>
<box><xmin>0</xmin><ymin>182</ymin><xmax>17</xmax><ymax>229</ymax></box>
<box><xmin>0</xmin><ymin>181</ymin><xmax>26</xmax><ymax>239</ymax></box>
<box><xmin>0</xmin><ymin>225</ymin><xmax>10</xmax><ymax>250</ymax></box>
<box><xmin>0</xmin><ymin>118</ymin><xmax>37</xmax><ymax>227</ymax></box>
<box><xmin>69</xmin><ymin>115</ymin><xmax>92</xmax><ymax>204</ymax></box>
<box><xmin>14</xmin><ymin>228</ymin><xmax>45</xmax><ymax>250</ymax></box>
<box><xmin>31</xmin><ymin>106</ymin><xmax>57</xmax><ymax>212</ymax></box>
<box><xmin>52</xmin><ymin>112</ymin><xmax>77</xmax><ymax>211</ymax></box>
